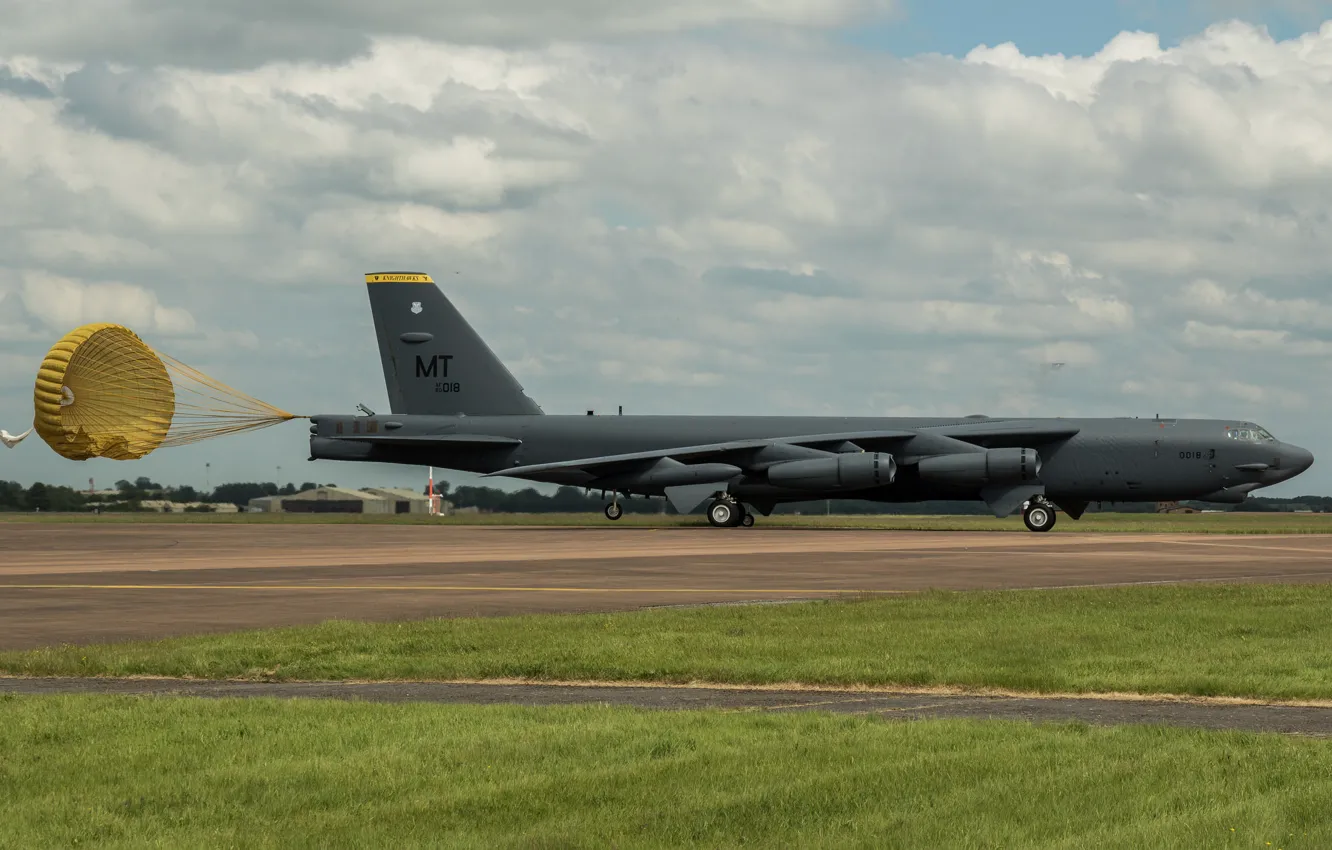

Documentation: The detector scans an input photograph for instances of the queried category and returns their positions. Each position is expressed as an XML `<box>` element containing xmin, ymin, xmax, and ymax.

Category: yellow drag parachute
<box><xmin>31</xmin><ymin>323</ymin><xmax>298</xmax><ymax>462</ymax></box>
<box><xmin>34</xmin><ymin>324</ymin><xmax>173</xmax><ymax>460</ymax></box>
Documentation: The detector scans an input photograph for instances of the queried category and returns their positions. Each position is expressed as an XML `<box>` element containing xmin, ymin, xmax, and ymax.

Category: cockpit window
<box><xmin>1227</xmin><ymin>427</ymin><xmax>1276</xmax><ymax>443</ymax></box>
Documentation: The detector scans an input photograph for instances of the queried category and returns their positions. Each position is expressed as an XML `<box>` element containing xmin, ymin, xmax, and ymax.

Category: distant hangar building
<box><xmin>248</xmin><ymin>486</ymin><xmax>436</xmax><ymax>515</ymax></box>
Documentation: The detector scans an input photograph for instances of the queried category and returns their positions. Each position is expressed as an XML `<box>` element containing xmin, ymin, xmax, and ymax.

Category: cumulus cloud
<box><xmin>1179</xmin><ymin>278</ymin><xmax>1332</xmax><ymax>329</ymax></box>
<box><xmin>1217</xmin><ymin>379</ymin><xmax>1309</xmax><ymax>409</ymax></box>
<box><xmin>1180</xmin><ymin>320</ymin><xmax>1332</xmax><ymax>355</ymax></box>
<box><xmin>1121</xmin><ymin>374</ymin><xmax>1308</xmax><ymax>412</ymax></box>
<box><xmin>0</xmin><ymin>0</ymin><xmax>898</xmax><ymax>68</ymax></box>
<box><xmin>2</xmin><ymin>17</ymin><xmax>1332</xmax><ymax>491</ymax></box>
<box><xmin>967</xmin><ymin>21</ymin><xmax>1332</xmax><ymax>193</ymax></box>
<box><xmin>18</xmin><ymin>273</ymin><xmax>196</xmax><ymax>336</ymax></box>
<box><xmin>599</xmin><ymin>359</ymin><xmax>725</xmax><ymax>387</ymax></box>
<box><xmin>0</xmin><ymin>354</ymin><xmax>37</xmax><ymax>390</ymax></box>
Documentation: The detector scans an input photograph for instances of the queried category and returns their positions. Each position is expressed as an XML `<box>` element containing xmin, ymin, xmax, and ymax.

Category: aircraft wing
<box><xmin>484</xmin><ymin>441</ymin><xmax>766</xmax><ymax>481</ymax></box>
<box><xmin>485</xmin><ymin>430</ymin><xmax>917</xmax><ymax>482</ymax></box>
<box><xmin>483</xmin><ymin>421</ymin><xmax>1079</xmax><ymax>483</ymax></box>
<box><xmin>921</xmin><ymin>420</ymin><xmax>1081</xmax><ymax>446</ymax></box>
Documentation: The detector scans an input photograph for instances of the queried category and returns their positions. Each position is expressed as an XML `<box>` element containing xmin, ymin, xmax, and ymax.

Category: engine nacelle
<box><xmin>917</xmin><ymin>448</ymin><xmax>1041</xmax><ymax>486</ymax></box>
<box><xmin>767</xmin><ymin>452</ymin><xmax>896</xmax><ymax>491</ymax></box>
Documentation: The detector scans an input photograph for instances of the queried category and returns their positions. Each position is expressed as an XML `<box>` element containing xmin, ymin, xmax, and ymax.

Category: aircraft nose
<box><xmin>1284</xmin><ymin>444</ymin><xmax>1315</xmax><ymax>475</ymax></box>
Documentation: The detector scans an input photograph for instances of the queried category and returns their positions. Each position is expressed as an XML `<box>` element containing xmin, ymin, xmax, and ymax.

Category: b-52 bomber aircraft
<box><xmin>308</xmin><ymin>272</ymin><xmax>1315</xmax><ymax>531</ymax></box>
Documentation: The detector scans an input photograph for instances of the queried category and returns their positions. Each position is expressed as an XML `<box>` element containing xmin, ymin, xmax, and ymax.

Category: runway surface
<box><xmin>4</xmin><ymin>677</ymin><xmax>1331</xmax><ymax>736</ymax></box>
<box><xmin>3</xmin><ymin>523</ymin><xmax>1332</xmax><ymax>649</ymax></box>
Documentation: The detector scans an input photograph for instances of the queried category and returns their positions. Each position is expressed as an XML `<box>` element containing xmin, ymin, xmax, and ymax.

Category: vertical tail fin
<box><xmin>365</xmin><ymin>272</ymin><xmax>542</xmax><ymax>416</ymax></box>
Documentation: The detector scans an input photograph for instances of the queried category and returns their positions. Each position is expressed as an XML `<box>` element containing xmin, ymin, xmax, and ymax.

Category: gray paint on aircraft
<box><xmin>309</xmin><ymin>274</ymin><xmax>1315</xmax><ymax>527</ymax></box>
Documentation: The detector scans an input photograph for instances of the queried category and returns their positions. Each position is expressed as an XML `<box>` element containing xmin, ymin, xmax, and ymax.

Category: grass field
<box><xmin>3</xmin><ymin>510</ymin><xmax>1332</xmax><ymax>533</ymax></box>
<box><xmin>2</xmin><ymin>695</ymin><xmax>1328</xmax><ymax>848</ymax></box>
<box><xmin>9</xmin><ymin>585</ymin><xmax>1332</xmax><ymax>701</ymax></box>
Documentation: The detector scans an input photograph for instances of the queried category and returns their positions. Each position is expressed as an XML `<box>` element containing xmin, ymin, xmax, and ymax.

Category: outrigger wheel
<box><xmin>1022</xmin><ymin>498</ymin><xmax>1057</xmax><ymax>533</ymax></box>
<box><xmin>604</xmin><ymin>501</ymin><xmax>623</xmax><ymax>521</ymax></box>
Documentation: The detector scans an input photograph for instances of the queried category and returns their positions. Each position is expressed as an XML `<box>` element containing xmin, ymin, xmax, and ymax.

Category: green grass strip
<box><xmin>8</xmin><ymin>585</ymin><xmax>1332</xmax><ymax>701</ymax></box>
<box><xmin>0</xmin><ymin>695</ymin><xmax>1328</xmax><ymax>849</ymax></box>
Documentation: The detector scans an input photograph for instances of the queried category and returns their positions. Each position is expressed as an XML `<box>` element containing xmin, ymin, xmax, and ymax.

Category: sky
<box><xmin>3</xmin><ymin>0</ymin><xmax>1332</xmax><ymax>497</ymax></box>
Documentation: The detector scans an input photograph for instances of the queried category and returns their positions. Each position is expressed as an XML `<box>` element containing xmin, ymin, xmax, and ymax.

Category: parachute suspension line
<box><xmin>155</xmin><ymin>351</ymin><xmax>302</xmax><ymax>448</ymax></box>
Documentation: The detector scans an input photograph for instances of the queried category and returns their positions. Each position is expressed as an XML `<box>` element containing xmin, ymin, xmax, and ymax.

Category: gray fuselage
<box><xmin>309</xmin><ymin>413</ymin><xmax>1314</xmax><ymax>508</ymax></box>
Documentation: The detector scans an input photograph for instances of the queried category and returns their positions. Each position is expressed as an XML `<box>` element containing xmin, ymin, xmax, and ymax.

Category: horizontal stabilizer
<box><xmin>334</xmin><ymin>433</ymin><xmax>522</xmax><ymax>448</ymax></box>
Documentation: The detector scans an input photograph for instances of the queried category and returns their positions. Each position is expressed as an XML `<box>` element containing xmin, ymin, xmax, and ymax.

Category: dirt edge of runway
<box><xmin>7</xmin><ymin>675</ymin><xmax>1332</xmax><ymax>735</ymax></box>
<box><xmin>4</xmin><ymin>674</ymin><xmax>1330</xmax><ymax>709</ymax></box>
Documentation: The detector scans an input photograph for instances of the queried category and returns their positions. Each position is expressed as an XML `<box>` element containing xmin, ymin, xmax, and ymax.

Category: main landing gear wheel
<box><xmin>604</xmin><ymin>501</ymin><xmax>623</xmax><ymax>521</ymax></box>
<box><xmin>741</xmin><ymin>513</ymin><xmax>755</xmax><ymax>527</ymax></box>
<box><xmin>707</xmin><ymin>499</ymin><xmax>742</xmax><ymax>528</ymax></box>
<box><xmin>1023</xmin><ymin>501</ymin><xmax>1056</xmax><ymax>533</ymax></box>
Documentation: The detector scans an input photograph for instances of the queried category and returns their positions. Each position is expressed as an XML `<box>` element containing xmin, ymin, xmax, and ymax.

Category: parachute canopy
<box><xmin>33</xmin><ymin>323</ymin><xmax>298</xmax><ymax>462</ymax></box>
<box><xmin>35</xmin><ymin>324</ymin><xmax>174</xmax><ymax>460</ymax></box>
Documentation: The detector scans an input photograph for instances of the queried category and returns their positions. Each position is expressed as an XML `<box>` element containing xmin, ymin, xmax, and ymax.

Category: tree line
<box><xmin>0</xmin><ymin>477</ymin><xmax>325</xmax><ymax>513</ymax></box>
<box><xmin>0</xmin><ymin>476</ymin><xmax>1328</xmax><ymax>514</ymax></box>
